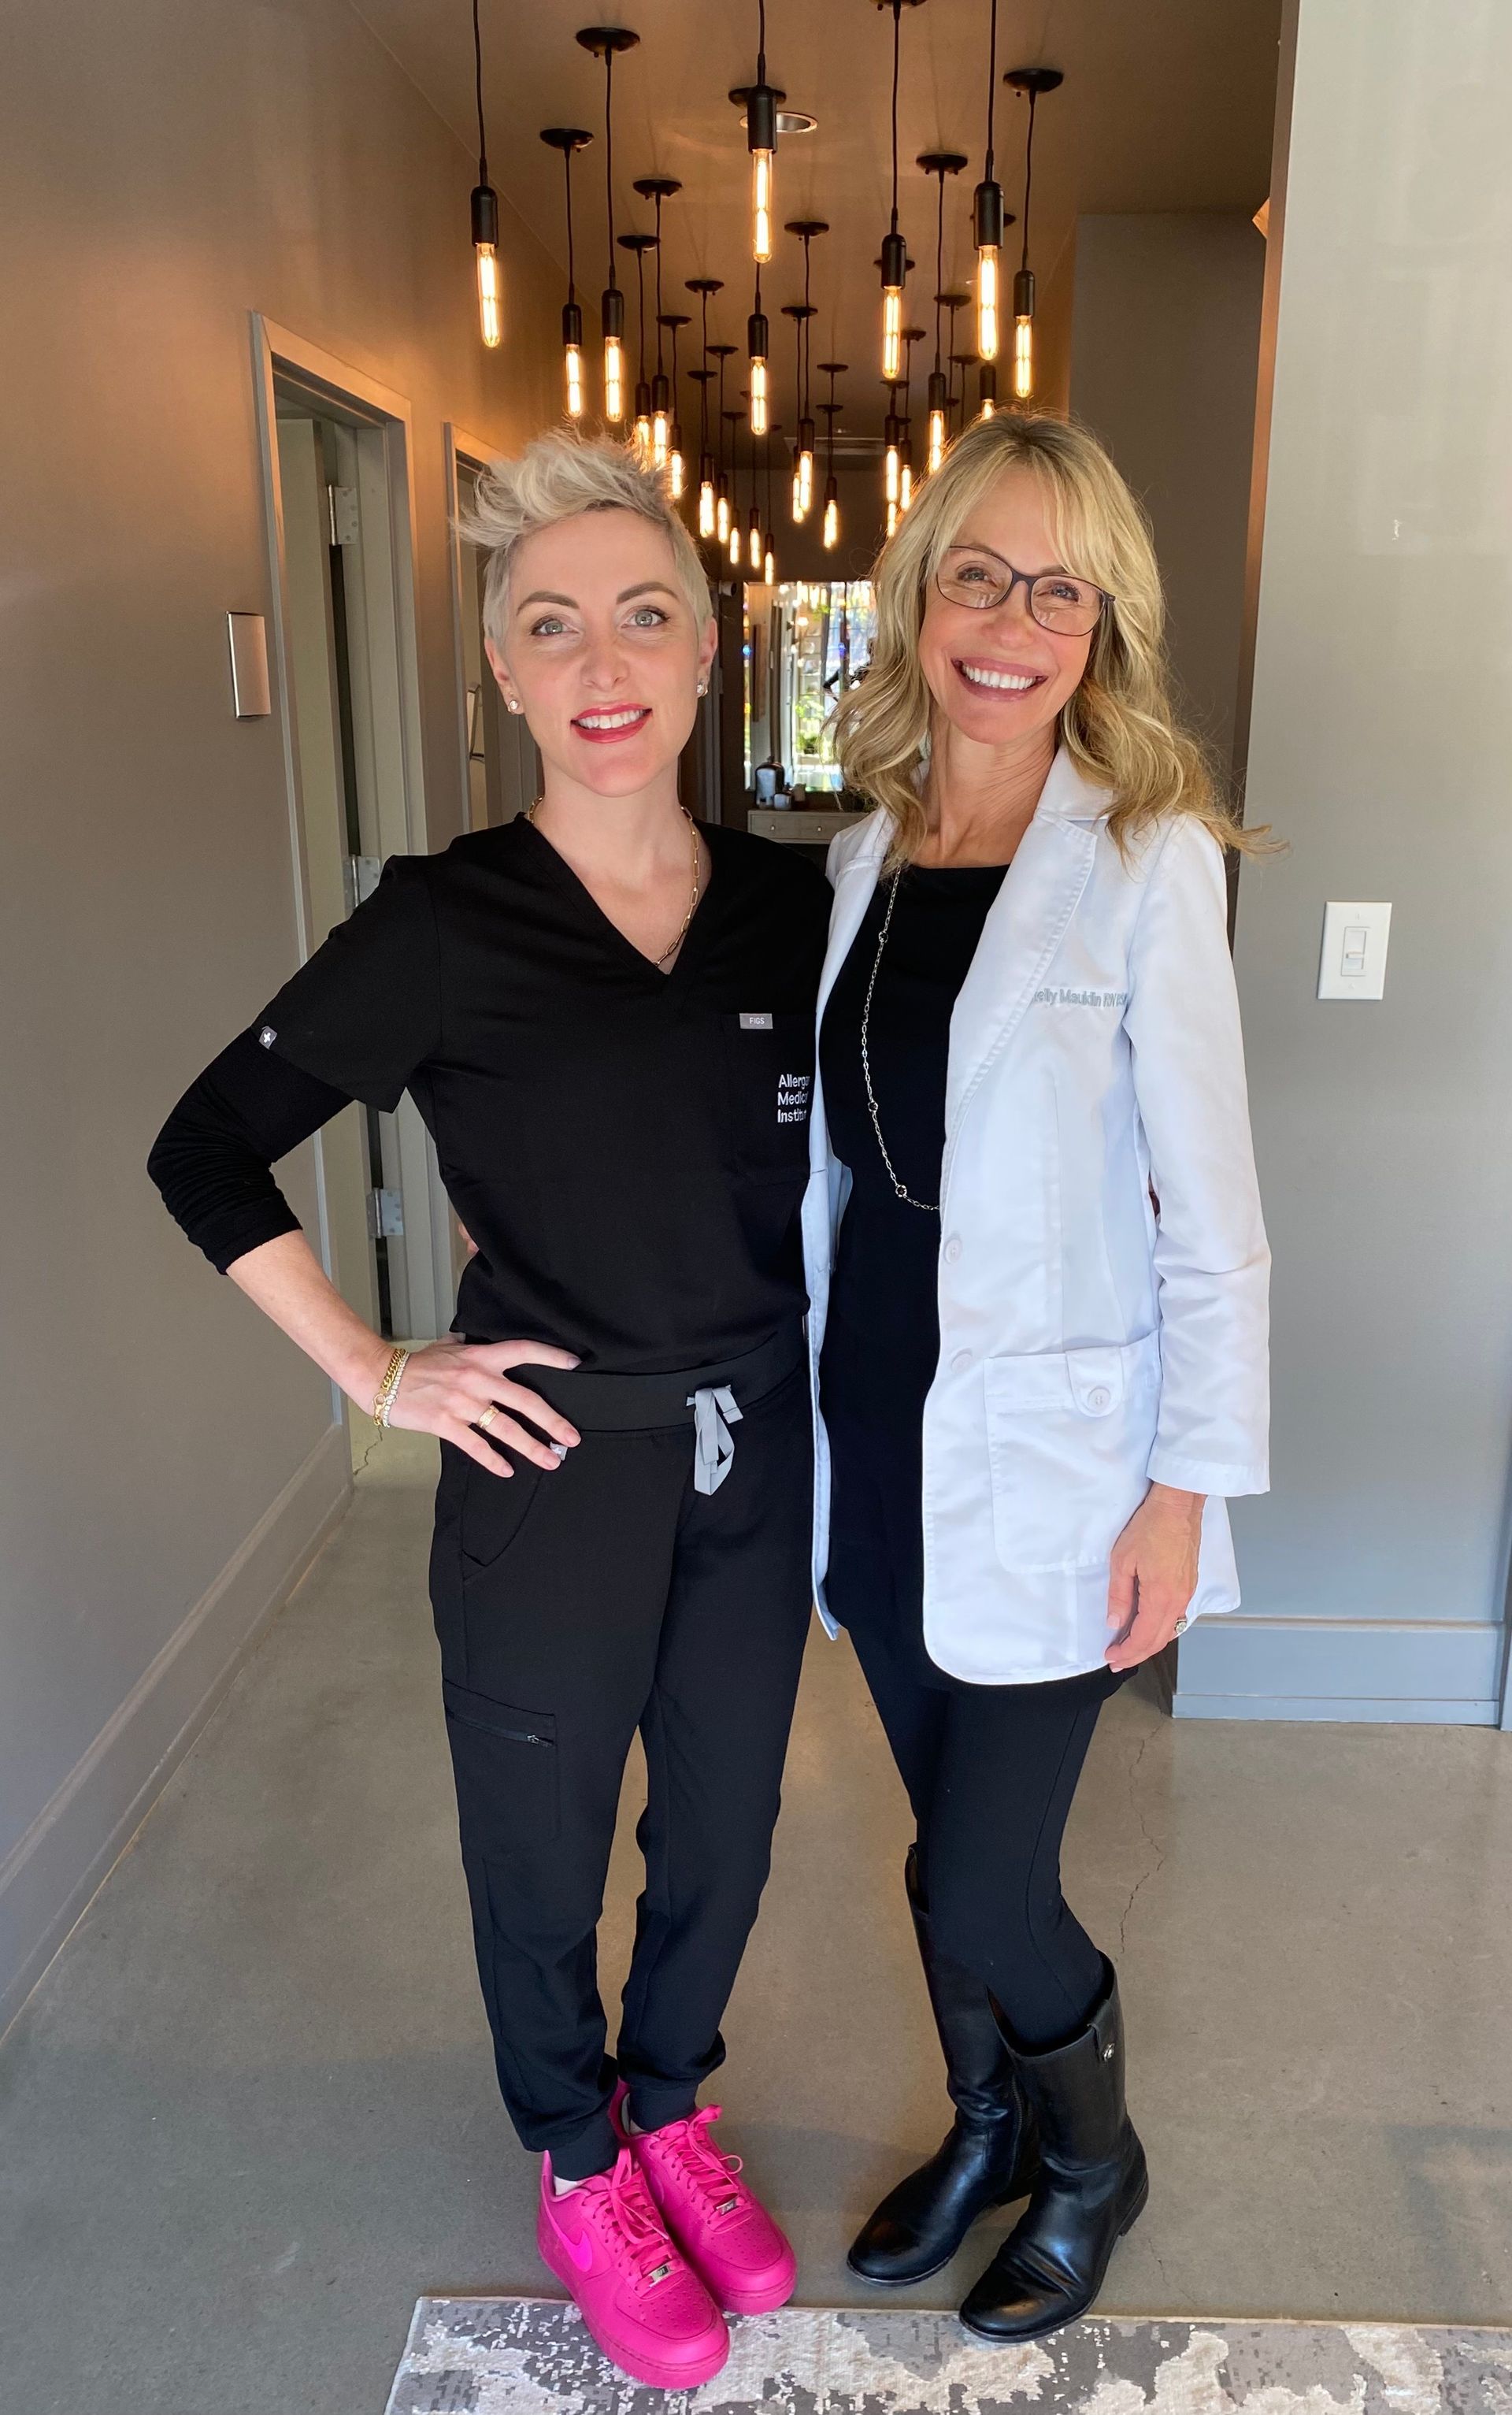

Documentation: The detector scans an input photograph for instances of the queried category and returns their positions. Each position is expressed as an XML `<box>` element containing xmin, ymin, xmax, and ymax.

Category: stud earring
<box><xmin>696</xmin><ymin>681</ymin><xmax>709</xmax><ymax>698</ymax></box>
<box><xmin>506</xmin><ymin>697</ymin><xmax>522</xmax><ymax>714</ymax></box>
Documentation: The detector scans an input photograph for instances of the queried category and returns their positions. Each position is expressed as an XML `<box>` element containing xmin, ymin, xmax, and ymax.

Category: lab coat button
<box><xmin>1087</xmin><ymin>1385</ymin><xmax>1111</xmax><ymax>1412</ymax></box>
<box><xmin>950</xmin><ymin>1348</ymin><xmax>973</xmax><ymax>1374</ymax></box>
<box><xmin>943</xmin><ymin>1235</ymin><xmax>962</xmax><ymax>1263</ymax></box>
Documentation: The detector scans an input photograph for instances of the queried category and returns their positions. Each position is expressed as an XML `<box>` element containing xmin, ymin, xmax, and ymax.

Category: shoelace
<box><xmin>584</xmin><ymin>2152</ymin><xmax>680</xmax><ymax>2287</ymax></box>
<box><xmin>658</xmin><ymin>2106</ymin><xmax>747</xmax><ymax>2223</ymax></box>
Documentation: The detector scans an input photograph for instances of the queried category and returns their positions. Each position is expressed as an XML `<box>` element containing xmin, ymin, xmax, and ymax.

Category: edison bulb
<box><xmin>651</xmin><ymin>410</ymin><xmax>669</xmax><ymax>468</ymax></box>
<box><xmin>699</xmin><ymin>478</ymin><xmax>715</xmax><ymax>537</ymax></box>
<box><xmin>886</xmin><ymin>496</ymin><xmax>899</xmax><ymax>538</ymax></box>
<box><xmin>822</xmin><ymin>492</ymin><xmax>839</xmax><ymax>550</ymax></box>
<box><xmin>603</xmin><ymin>336</ymin><xmax>624</xmax><ymax>422</ymax></box>
<box><xmin>791</xmin><ymin>468</ymin><xmax>804</xmax><ymax>523</ymax></box>
<box><xmin>1013</xmin><ymin>314</ymin><xmax>1033</xmax><ymax>400</ymax></box>
<box><xmin>928</xmin><ymin>408</ymin><xmax>946</xmax><ymax>473</ymax></box>
<box><xmin>899</xmin><ymin>462</ymin><xmax>914</xmax><ymax>512</ymax></box>
<box><xmin>797</xmin><ymin>447</ymin><xmax>813</xmax><ymax>516</ymax></box>
<box><xmin>728</xmin><ymin>521</ymin><xmax>741</xmax><ymax>567</ymax></box>
<box><xmin>669</xmin><ymin>448</ymin><xmax>685</xmax><ymax>499</ymax></box>
<box><xmin>564</xmin><ymin>343</ymin><xmax>584</xmax><ymax>418</ymax></box>
<box><xmin>476</xmin><ymin>245</ymin><xmax>502</xmax><ymax>349</ymax></box>
<box><xmin>749</xmin><ymin>357</ymin><xmax>769</xmax><ymax>436</ymax></box>
<box><xmin>976</xmin><ymin>247</ymin><xmax>999</xmax><ymax>361</ymax></box>
<box><xmin>748</xmin><ymin>513</ymin><xmax>762</xmax><ymax>570</ymax></box>
<box><xmin>717</xmin><ymin>491</ymin><xmax>731</xmax><ymax>544</ymax></box>
<box><xmin>751</xmin><ymin>149</ymin><xmax>773</xmax><ymax>264</ymax></box>
<box><xmin>884</xmin><ymin>442</ymin><xmax>900</xmax><ymax>506</ymax></box>
<box><xmin>763</xmin><ymin>545</ymin><xmax>775</xmax><ymax>586</ymax></box>
<box><xmin>881</xmin><ymin>286</ymin><xmax>902</xmax><ymax>382</ymax></box>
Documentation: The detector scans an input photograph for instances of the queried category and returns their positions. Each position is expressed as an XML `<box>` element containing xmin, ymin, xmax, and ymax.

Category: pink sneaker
<box><xmin>614</xmin><ymin>2087</ymin><xmax>798</xmax><ymax>2316</ymax></box>
<box><xmin>537</xmin><ymin>2146</ymin><xmax>729</xmax><ymax>2389</ymax></box>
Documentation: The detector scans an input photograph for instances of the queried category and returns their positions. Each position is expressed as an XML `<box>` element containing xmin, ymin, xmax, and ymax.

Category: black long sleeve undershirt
<box><xmin>147</xmin><ymin>1027</ymin><xmax>356</xmax><ymax>1275</ymax></box>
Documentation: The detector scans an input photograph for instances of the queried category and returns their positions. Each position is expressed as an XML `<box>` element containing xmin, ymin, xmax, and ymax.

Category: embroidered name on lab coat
<box><xmin>777</xmin><ymin>1072</ymin><xmax>811</xmax><ymax>1123</ymax></box>
<box><xmin>1032</xmin><ymin>987</ymin><xmax>1128</xmax><ymax>1009</ymax></box>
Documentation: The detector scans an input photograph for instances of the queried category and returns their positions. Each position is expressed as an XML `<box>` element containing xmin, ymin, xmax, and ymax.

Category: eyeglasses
<box><xmin>935</xmin><ymin>546</ymin><xmax>1110</xmax><ymax>637</ymax></box>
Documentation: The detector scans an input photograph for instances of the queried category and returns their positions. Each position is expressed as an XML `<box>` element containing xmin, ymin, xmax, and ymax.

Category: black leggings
<box><xmin>827</xmin><ymin>1417</ymin><xmax>1125</xmax><ymax>2051</ymax></box>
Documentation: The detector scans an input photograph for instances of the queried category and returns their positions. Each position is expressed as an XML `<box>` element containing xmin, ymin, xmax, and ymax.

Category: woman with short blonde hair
<box><xmin>803</xmin><ymin>412</ymin><xmax>1269</xmax><ymax>2338</ymax></box>
<box><xmin>153</xmin><ymin>429</ymin><xmax>829</xmax><ymax>2391</ymax></box>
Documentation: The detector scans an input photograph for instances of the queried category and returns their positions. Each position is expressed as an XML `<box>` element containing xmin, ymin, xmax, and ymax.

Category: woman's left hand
<box><xmin>1105</xmin><ymin>1483</ymin><xmax>1204</xmax><ymax>1670</ymax></box>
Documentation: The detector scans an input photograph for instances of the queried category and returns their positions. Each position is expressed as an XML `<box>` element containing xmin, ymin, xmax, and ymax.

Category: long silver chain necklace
<box><xmin>860</xmin><ymin>870</ymin><xmax>940</xmax><ymax>1215</ymax></box>
<box><xmin>526</xmin><ymin>800</ymin><xmax>702</xmax><ymax>966</ymax></box>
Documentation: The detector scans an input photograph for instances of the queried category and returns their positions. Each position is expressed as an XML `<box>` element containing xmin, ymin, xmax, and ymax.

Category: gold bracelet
<box><xmin>372</xmin><ymin>1345</ymin><xmax>410</xmax><ymax>1428</ymax></box>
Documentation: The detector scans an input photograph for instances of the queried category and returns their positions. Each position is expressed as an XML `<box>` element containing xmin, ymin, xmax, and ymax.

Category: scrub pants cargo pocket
<box><xmin>441</xmin><ymin>1677</ymin><xmax>561</xmax><ymax>1847</ymax></box>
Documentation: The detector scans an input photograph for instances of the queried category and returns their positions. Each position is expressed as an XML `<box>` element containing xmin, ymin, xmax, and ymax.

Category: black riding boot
<box><xmin>959</xmin><ymin>1960</ymin><xmax>1147</xmax><ymax>2341</ymax></box>
<box><xmin>848</xmin><ymin>1848</ymin><xmax>1038</xmax><ymax>2285</ymax></box>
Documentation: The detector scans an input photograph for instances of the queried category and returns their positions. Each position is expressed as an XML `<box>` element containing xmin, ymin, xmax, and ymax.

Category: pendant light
<box><xmin>762</xmin><ymin>427</ymin><xmax>776</xmax><ymax>585</ymax></box>
<box><xmin>469</xmin><ymin>0</ymin><xmax>502</xmax><ymax>348</ymax></box>
<box><xmin>781</xmin><ymin>302</ymin><xmax>816</xmax><ymax>520</ymax></box>
<box><xmin>619</xmin><ymin>231</ymin><xmax>657</xmax><ymax>456</ymax></box>
<box><xmin>723</xmin><ymin>406</ymin><xmax>744</xmax><ymax>565</ymax></box>
<box><xmin>633</xmin><ymin>176</ymin><xmax>681</xmax><ymax>466</ymax></box>
<box><xmin>972</xmin><ymin>0</ymin><xmax>1014</xmax><ymax>362</ymax></box>
<box><xmin>659</xmin><ymin>310</ymin><xmax>690</xmax><ymax>495</ymax></box>
<box><xmin>785</xmin><ymin>220</ymin><xmax>826</xmax><ymax>520</ymax></box>
<box><xmin>817</xmin><ymin>362</ymin><xmax>845</xmax><ymax>551</ymax></box>
<box><xmin>747</xmin><ymin>411</ymin><xmax>764</xmax><ymax>570</ymax></box>
<box><xmin>747</xmin><ymin>269</ymin><xmax>769</xmax><ymax>437</ymax></box>
<box><xmin>899</xmin><ymin>325</ymin><xmax>923</xmax><ymax>511</ymax></box>
<box><xmin>918</xmin><ymin>152</ymin><xmax>967</xmax><ymax>473</ymax></box>
<box><xmin>576</xmin><ymin>26</ymin><xmax>639</xmax><ymax>421</ymax></box>
<box><xmin>735</xmin><ymin>0</ymin><xmax>780</xmax><ymax>264</ymax></box>
<box><xmin>689</xmin><ymin>366</ymin><xmax>715</xmax><ymax>526</ymax></box>
<box><xmin>883</xmin><ymin>384</ymin><xmax>902</xmax><ymax>508</ymax></box>
<box><xmin>875</xmin><ymin>0</ymin><xmax>925</xmax><ymax>380</ymax></box>
<box><xmin>688</xmin><ymin>280</ymin><xmax>724</xmax><ymax>533</ymax></box>
<box><xmin>1006</xmin><ymin>65</ymin><xmax>1062</xmax><ymax>402</ymax></box>
<box><xmin>539</xmin><ymin>127</ymin><xmax>594</xmax><ymax>415</ymax></box>
<box><xmin>978</xmin><ymin>361</ymin><xmax>998</xmax><ymax>418</ymax></box>
<box><xmin>710</xmin><ymin>345</ymin><xmax>738</xmax><ymax>543</ymax></box>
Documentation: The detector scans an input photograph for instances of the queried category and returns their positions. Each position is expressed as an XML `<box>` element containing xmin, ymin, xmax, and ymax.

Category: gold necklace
<box><xmin>525</xmin><ymin>800</ymin><xmax>702</xmax><ymax>966</ymax></box>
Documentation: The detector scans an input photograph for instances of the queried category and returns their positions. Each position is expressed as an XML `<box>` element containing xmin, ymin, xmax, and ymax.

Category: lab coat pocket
<box><xmin>984</xmin><ymin>1334</ymin><xmax>1162</xmax><ymax>1574</ymax></box>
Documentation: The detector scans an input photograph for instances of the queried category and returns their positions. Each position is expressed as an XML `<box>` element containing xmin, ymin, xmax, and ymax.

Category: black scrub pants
<box><xmin>825</xmin><ymin>1406</ymin><xmax>1126</xmax><ymax>2053</ymax></box>
<box><xmin>429</xmin><ymin>1361</ymin><xmax>813</xmax><ymax>2182</ymax></box>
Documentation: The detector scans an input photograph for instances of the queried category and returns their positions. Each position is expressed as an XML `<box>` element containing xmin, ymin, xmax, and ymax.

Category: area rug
<box><xmin>383</xmin><ymin>2298</ymin><xmax>1512</xmax><ymax>2415</ymax></box>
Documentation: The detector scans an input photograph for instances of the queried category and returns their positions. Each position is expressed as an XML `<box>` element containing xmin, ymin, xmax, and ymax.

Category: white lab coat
<box><xmin>801</xmin><ymin>750</ymin><xmax>1270</xmax><ymax>1684</ymax></box>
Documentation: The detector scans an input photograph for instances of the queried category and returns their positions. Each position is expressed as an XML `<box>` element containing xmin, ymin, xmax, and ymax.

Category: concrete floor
<box><xmin>2</xmin><ymin>1430</ymin><xmax>1511</xmax><ymax>2415</ymax></box>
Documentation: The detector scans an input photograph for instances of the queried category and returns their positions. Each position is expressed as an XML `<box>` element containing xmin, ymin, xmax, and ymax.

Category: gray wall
<box><xmin>1177</xmin><ymin>0</ymin><xmax>1512</xmax><ymax>1722</ymax></box>
<box><xmin>0</xmin><ymin>0</ymin><xmax>562</xmax><ymax>2029</ymax></box>
<box><xmin>1069</xmin><ymin>213</ymin><xmax>1266</xmax><ymax>772</ymax></box>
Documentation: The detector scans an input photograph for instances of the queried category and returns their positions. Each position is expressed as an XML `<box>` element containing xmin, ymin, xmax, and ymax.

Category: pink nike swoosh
<box><xmin>550</xmin><ymin>2214</ymin><xmax>595</xmax><ymax>2273</ymax></box>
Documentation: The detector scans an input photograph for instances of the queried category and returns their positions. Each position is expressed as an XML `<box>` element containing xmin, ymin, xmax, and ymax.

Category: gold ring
<box><xmin>477</xmin><ymin>1404</ymin><xmax>500</xmax><ymax>1432</ymax></box>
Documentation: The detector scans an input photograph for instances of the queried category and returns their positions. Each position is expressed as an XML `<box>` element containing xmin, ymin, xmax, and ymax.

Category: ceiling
<box><xmin>350</xmin><ymin>0</ymin><xmax>1282</xmax><ymax>439</ymax></box>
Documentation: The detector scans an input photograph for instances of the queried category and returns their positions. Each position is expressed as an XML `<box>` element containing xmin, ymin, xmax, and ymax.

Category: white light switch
<box><xmin>1318</xmin><ymin>900</ymin><xmax>1391</xmax><ymax>1000</ymax></box>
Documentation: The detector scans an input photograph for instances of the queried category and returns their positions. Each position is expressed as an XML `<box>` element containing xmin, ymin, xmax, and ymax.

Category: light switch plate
<box><xmin>227</xmin><ymin>612</ymin><xmax>271</xmax><ymax>718</ymax></box>
<box><xmin>1318</xmin><ymin>900</ymin><xmax>1392</xmax><ymax>1000</ymax></box>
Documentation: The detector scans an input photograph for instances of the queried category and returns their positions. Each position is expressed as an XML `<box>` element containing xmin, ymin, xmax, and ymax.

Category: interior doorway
<box><xmin>447</xmin><ymin>426</ymin><xmax>539</xmax><ymax>831</ymax></box>
<box><xmin>252</xmin><ymin>317</ymin><xmax>454</xmax><ymax>1350</ymax></box>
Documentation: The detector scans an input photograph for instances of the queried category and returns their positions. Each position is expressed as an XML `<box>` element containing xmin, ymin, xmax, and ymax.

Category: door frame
<box><xmin>249</xmin><ymin>312</ymin><xmax>454</xmax><ymax>1347</ymax></box>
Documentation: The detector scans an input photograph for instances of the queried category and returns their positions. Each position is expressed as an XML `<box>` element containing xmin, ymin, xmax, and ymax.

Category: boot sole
<box><xmin>846</xmin><ymin>2188</ymin><xmax>1031</xmax><ymax>2290</ymax></box>
<box><xmin>956</xmin><ymin>2172</ymin><xmax>1151</xmax><ymax>2345</ymax></box>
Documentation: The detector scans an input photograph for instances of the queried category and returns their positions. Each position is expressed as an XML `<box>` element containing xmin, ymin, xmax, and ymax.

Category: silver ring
<box><xmin>476</xmin><ymin>1404</ymin><xmax>500</xmax><ymax>1433</ymax></box>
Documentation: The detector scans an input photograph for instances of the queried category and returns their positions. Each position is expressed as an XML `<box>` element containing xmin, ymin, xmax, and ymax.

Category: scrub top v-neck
<box><xmin>154</xmin><ymin>816</ymin><xmax>831</xmax><ymax>1374</ymax></box>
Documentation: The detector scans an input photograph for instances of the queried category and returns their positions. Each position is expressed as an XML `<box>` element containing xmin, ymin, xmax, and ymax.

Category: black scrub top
<box><xmin>149</xmin><ymin>818</ymin><xmax>831</xmax><ymax>1374</ymax></box>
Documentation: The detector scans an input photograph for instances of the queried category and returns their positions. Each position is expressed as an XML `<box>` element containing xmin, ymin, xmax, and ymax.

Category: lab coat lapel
<box><xmin>944</xmin><ymin>758</ymin><xmax>1099</xmax><ymax>1138</ymax></box>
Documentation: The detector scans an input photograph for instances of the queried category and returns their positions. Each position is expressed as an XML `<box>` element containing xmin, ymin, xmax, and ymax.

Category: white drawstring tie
<box><xmin>687</xmin><ymin>1384</ymin><xmax>742</xmax><ymax>1495</ymax></box>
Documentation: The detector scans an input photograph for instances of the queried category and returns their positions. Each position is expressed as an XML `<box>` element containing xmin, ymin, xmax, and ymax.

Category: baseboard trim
<box><xmin>0</xmin><ymin>1422</ymin><xmax>352</xmax><ymax>2040</ymax></box>
<box><xmin>1173</xmin><ymin>1693</ymin><xmax>1499</xmax><ymax>1723</ymax></box>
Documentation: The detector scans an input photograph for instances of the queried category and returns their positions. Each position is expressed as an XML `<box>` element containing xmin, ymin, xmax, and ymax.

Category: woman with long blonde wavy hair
<box><xmin>798</xmin><ymin>412</ymin><xmax>1269</xmax><ymax>2339</ymax></box>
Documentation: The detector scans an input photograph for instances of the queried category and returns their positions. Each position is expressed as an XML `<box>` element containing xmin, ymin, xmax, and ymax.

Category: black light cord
<box><xmin>604</xmin><ymin>50</ymin><xmax>616</xmax><ymax>280</ymax></box>
<box><xmin>888</xmin><ymin>1</ymin><xmax>902</xmax><ymax>232</ymax></box>
<box><xmin>933</xmin><ymin>172</ymin><xmax>945</xmax><ymax>369</ymax></box>
<box><xmin>472</xmin><ymin>0</ymin><xmax>488</xmax><ymax>182</ymax></box>
<box><xmin>1021</xmin><ymin>87</ymin><xmax>1036</xmax><ymax>271</ymax></box>
<box><xmin>984</xmin><ymin>0</ymin><xmax>998</xmax><ymax>180</ymax></box>
<box><xmin>802</xmin><ymin>233</ymin><xmax>812</xmax><ymax>419</ymax></box>
<box><xmin>699</xmin><ymin>291</ymin><xmax>710</xmax><ymax>447</ymax></box>
<box><xmin>563</xmin><ymin>150</ymin><xmax>576</xmax><ymax>302</ymax></box>
<box><xmin>633</xmin><ymin>243</ymin><xmax>647</xmax><ymax>379</ymax></box>
<box><xmin>653</xmin><ymin>197</ymin><xmax>665</xmax><ymax>372</ymax></box>
<box><xmin>757</xmin><ymin>0</ymin><xmax>767</xmax><ymax>83</ymax></box>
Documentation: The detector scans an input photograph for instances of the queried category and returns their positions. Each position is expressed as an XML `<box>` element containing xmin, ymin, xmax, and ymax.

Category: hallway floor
<box><xmin>2</xmin><ymin>1430</ymin><xmax>1510</xmax><ymax>2415</ymax></box>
